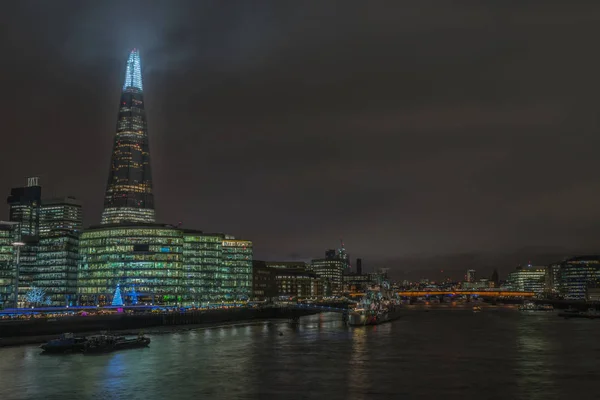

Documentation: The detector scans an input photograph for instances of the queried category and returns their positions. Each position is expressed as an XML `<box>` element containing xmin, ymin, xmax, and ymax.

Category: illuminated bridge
<box><xmin>347</xmin><ymin>290</ymin><xmax>535</xmax><ymax>298</ymax></box>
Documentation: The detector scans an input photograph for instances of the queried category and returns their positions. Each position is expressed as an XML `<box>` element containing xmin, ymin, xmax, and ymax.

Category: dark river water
<box><xmin>1</xmin><ymin>307</ymin><xmax>599</xmax><ymax>400</ymax></box>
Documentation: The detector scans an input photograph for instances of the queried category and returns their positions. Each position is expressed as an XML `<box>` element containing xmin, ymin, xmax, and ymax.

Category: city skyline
<box><xmin>2</xmin><ymin>2</ymin><xmax>600</xmax><ymax>274</ymax></box>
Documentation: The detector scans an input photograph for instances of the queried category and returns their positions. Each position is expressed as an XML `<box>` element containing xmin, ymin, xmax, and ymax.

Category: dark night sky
<box><xmin>2</xmin><ymin>1</ymin><xmax>600</xmax><ymax>279</ymax></box>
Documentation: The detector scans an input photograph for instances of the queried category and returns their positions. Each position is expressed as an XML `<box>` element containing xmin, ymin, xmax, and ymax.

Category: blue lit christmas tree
<box><xmin>112</xmin><ymin>284</ymin><xmax>124</xmax><ymax>306</ymax></box>
<box><xmin>130</xmin><ymin>287</ymin><xmax>138</xmax><ymax>305</ymax></box>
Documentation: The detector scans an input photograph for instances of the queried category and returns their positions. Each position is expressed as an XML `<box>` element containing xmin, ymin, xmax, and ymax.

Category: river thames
<box><xmin>1</xmin><ymin>308</ymin><xmax>598</xmax><ymax>400</ymax></box>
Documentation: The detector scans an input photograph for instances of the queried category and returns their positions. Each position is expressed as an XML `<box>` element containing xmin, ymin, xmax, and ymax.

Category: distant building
<box><xmin>311</xmin><ymin>250</ymin><xmax>345</xmax><ymax>296</ymax></box>
<box><xmin>252</xmin><ymin>261</ymin><xmax>276</xmax><ymax>302</ymax></box>
<box><xmin>7</xmin><ymin>177</ymin><xmax>42</xmax><ymax>239</ymax></box>
<box><xmin>274</xmin><ymin>268</ymin><xmax>323</xmax><ymax>299</ymax></box>
<box><xmin>506</xmin><ymin>265</ymin><xmax>546</xmax><ymax>294</ymax></box>
<box><xmin>462</xmin><ymin>279</ymin><xmax>493</xmax><ymax>290</ymax></box>
<box><xmin>586</xmin><ymin>285</ymin><xmax>600</xmax><ymax>302</ymax></box>
<box><xmin>356</xmin><ymin>258</ymin><xmax>363</xmax><ymax>275</ymax></box>
<box><xmin>343</xmin><ymin>273</ymin><xmax>370</xmax><ymax>292</ymax></box>
<box><xmin>325</xmin><ymin>249</ymin><xmax>336</xmax><ymax>259</ymax></box>
<box><xmin>556</xmin><ymin>256</ymin><xmax>600</xmax><ymax>300</ymax></box>
<box><xmin>490</xmin><ymin>269</ymin><xmax>499</xmax><ymax>288</ymax></box>
<box><xmin>466</xmin><ymin>269</ymin><xmax>476</xmax><ymax>283</ymax></box>
<box><xmin>545</xmin><ymin>263</ymin><xmax>561</xmax><ymax>296</ymax></box>
<box><xmin>263</xmin><ymin>261</ymin><xmax>307</xmax><ymax>270</ymax></box>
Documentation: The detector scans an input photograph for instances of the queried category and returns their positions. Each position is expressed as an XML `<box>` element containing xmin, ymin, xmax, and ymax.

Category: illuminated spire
<box><xmin>123</xmin><ymin>48</ymin><xmax>143</xmax><ymax>91</ymax></box>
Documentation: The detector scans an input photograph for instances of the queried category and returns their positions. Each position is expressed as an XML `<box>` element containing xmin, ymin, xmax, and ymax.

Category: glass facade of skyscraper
<box><xmin>101</xmin><ymin>49</ymin><xmax>155</xmax><ymax>225</ymax></box>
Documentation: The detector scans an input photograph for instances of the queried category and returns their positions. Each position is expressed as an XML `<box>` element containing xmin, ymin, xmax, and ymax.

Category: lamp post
<box><xmin>12</xmin><ymin>241</ymin><xmax>25</xmax><ymax>309</ymax></box>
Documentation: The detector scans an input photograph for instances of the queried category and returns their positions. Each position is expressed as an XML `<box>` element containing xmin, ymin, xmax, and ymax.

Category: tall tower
<box><xmin>101</xmin><ymin>49</ymin><xmax>155</xmax><ymax>224</ymax></box>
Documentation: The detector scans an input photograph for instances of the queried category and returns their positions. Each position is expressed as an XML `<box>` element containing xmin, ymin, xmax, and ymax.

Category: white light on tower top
<box><xmin>123</xmin><ymin>48</ymin><xmax>143</xmax><ymax>91</ymax></box>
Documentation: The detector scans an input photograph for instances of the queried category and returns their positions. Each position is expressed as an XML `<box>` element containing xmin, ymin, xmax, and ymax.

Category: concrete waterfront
<box><xmin>0</xmin><ymin>306</ymin><xmax>318</xmax><ymax>346</ymax></box>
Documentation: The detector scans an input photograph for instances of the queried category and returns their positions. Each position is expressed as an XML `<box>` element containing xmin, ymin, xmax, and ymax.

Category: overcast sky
<box><xmin>2</xmin><ymin>1</ymin><xmax>600</xmax><ymax>278</ymax></box>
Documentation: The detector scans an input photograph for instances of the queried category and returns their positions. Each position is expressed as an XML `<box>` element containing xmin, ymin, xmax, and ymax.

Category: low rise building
<box><xmin>274</xmin><ymin>268</ymin><xmax>323</xmax><ymax>299</ymax></box>
<box><xmin>252</xmin><ymin>261</ymin><xmax>276</xmax><ymax>302</ymax></box>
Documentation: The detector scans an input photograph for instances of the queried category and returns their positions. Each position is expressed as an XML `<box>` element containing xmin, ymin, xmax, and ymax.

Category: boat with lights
<box><xmin>518</xmin><ymin>302</ymin><xmax>553</xmax><ymax>312</ymax></box>
<box><xmin>348</xmin><ymin>281</ymin><xmax>402</xmax><ymax>326</ymax></box>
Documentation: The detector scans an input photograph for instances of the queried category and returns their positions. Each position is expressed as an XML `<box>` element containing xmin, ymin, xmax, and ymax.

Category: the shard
<box><xmin>101</xmin><ymin>49</ymin><xmax>155</xmax><ymax>224</ymax></box>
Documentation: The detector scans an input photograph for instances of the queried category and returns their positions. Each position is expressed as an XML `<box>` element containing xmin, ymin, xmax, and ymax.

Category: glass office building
<box><xmin>78</xmin><ymin>227</ymin><xmax>252</xmax><ymax>306</ymax></box>
<box><xmin>0</xmin><ymin>223</ymin><xmax>18</xmax><ymax>308</ymax></box>
<box><xmin>182</xmin><ymin>232</ymin><xmax>224</xmax><ymax>304</ymax></box>
<box><xmin>222</xmin><ymin>238</ymin><xmax>253</xmax><ymax>301</ymax></box>
<box><xmin>101</xmin><ymin>49</ymin><xmax>155</xmax><ymax>224</ymax></box>
<box><xmin>35</xmin><ymin>233</ymin><xmax>79</xmax><ymax>306</ymax></box>
<box><xmin>557</xmin><ymin>256</ymin><xmax>600</xmax><ymax>300</ymax></box>
<box><xmin>311</xmin><ymin>256</ymin><xmax>345</xmax><ymax>296</ymax></box>
<box><xmin>39</xmin><ymin>197</ymin><xmax>82</xmax><ymax>236</ymax></box>
<box><xmin>7</xmin><ymin>177</ymin><xmax>41</xmax><ymax>239</ymax></box>
<box><xmin>506</xmin><ymin>265</ymin><xmax>546</xmax><ymax>294</ymax></box>
<box><xmin>78</xmin><ymin>224</ymin><xmax>183</xmax><ymax>306</ymax></box>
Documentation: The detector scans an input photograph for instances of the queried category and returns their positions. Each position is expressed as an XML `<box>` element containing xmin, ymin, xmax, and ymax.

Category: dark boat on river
<box><xmin>40</xmin><ymin>333</ymin><xmax>87</xmax><ymax>354</ymax></box>
<box><xmin>83</xmin><ymin>333</ymin><xmax>150</xmax><ymax>354</ymax></box>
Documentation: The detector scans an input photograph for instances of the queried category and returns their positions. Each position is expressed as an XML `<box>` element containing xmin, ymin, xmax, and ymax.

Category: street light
<box><xmin>12</xmin><ymin>241</ymin><xmax>25</xmax><ymax>309</ymax></box>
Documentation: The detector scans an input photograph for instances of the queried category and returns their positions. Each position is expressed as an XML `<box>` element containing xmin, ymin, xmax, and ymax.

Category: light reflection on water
<box><xmin>1</xmin><ymin>310</ymin><xmax>600</xmax><ymax>400</ymax></box>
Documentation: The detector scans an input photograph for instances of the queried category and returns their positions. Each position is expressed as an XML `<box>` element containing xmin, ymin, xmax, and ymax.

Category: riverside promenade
<box><xmin>0</xmin><ymin>306</ymin><xmax>319</xmax><ymax>346</ymax></box>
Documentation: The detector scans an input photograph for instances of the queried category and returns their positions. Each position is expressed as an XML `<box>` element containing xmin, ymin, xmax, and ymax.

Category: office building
<box><xmin>545</xmin><ymin>263</ymin><xmax>561</xmax><ymax>296</ymax></box>
<box><xmin>505</xmin><ymin>265</ymin><xmax>546</xmax><ymax>294</ymax></box>
<box><xmin>490</xmin><ymin>269</ymin><xmax>499</xmax><ymax>288</ymax></box>
<box><xmin>222</xmin><ymin>237</ymin><xmax>253</xmax><ymax>301</ymax></box>
<box><xmin>311</xmin><ymin>250</ymin><xmax>345</xmax><ymax>296</ymax></box>
<box><xmin>343</xmin><ymin>273</ymin><xmax>370</xmax><ymax>292</ymax></box>
<box><xmin>35</xmin><ymin>233</ymin><xmax>79</xmax><ymax>306</ymax></box>
<box><xmin>252</xmin><ymin>260</ymin><xmax>276</xmax><ymax>302</ymax></box>
<box><xmin>466</xmin><ymin>269</ymin><xmax>476</xmax><ymax>283</ymax></box>
<box><xmin>78</xmin><ymin>224</ymin><xmax>184</xmax><ymax>306</ymax></box>
<box><xmin>0</xmin><ymin>222</ymin><xmax>18</xmax><ymax>308</ymax></box>
<box><xmin>274</xmin><ymin>268</ymin><xmax>322</xmax><ymax>299</ymax></box>
<box><xmin>182</xmin><ymin>231</ymin><xmax>223</xmax><ymax>304</ymax></box>
<box><xmin>39</xmin><ymin>197</ymin><xmax>82</xmax><ymax>236</ymax></box>
<box><xmin>183</xmin><ymin>232</ymin><xmax>253</xmax><ymax>304</ymax></box>
<box><xmin>263</xmin><ymin>261</ymin><xmax>307</xmax><ymax>270</ymax></box>
<box><xmin>7</xmin><ymin>177</ymin><xmax>42</xmax><ymax>239</ymax></box>
<box><xmin>556</xmin><ymin>256</ymin><xmax>600</xmax><ymax>300</ymax></box>
<box><xmin>101</xmin><ymin>49</ymin><xmax>155</xmax><ymax>224</ymax></box>
<box><xmin>78</xmin><ymin>225</ymin><xmax>252</xmax><ymax>306</ymax></box>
